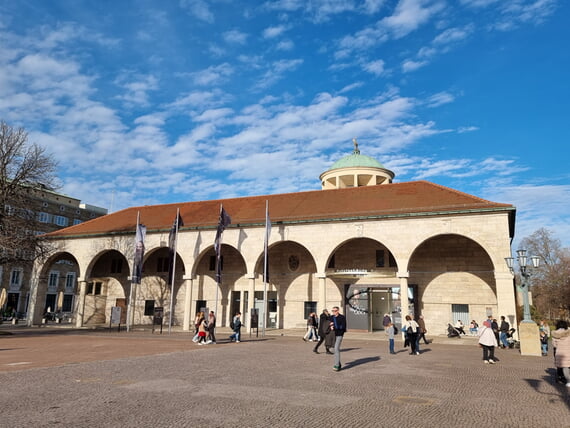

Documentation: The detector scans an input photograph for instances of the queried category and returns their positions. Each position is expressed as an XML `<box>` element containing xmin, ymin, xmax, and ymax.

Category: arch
<box><xmin>408</xmin><ymin>233</ymin><xmax>497</xmax><ymax>333</ymax></box>
<box><xmin>33</xmin><ymin>251</ymin><xmax>82</xmax><ymax>323</ymax></box>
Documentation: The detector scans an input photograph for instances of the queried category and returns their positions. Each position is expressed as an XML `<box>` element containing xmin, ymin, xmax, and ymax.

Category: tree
<box><xmin>520</xmin><ymin>228</ymin><xmax>570</xmax><ymax>320</ymax></box>
<box><xmin>0</xmin><ymin>120</ymin><xmax>58</xmax><ymax>264</ymax></box>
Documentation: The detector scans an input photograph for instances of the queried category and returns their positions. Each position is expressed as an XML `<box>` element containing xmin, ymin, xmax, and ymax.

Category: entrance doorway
<box><xmin>345</xmin><ymin>284</ymin><xmax>402</xmax><ymax>331</ymax></box>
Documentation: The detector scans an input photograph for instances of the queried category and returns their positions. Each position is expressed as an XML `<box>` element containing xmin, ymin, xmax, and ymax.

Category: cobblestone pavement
<box><xmin>0</xmin><ymin>326</ymin><xmax>568</xmax><ymax>427</ymax></box>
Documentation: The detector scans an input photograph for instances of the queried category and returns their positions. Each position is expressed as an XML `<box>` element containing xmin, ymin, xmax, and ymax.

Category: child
<box><xmin>540</xmin><ymin>330</ymin><xmax>549</xmax><ymax>356</ymax></box>
<box><xmin>386</xmin><ymin>322</ymin><xmax>396</xmax><ymax>354</ymax></box>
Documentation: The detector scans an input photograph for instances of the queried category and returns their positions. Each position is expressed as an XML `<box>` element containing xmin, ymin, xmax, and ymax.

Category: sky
<box><xmin>0</xmin><ymin>0</ymin><xmax>568</xmax><ymax>249</ymax></box>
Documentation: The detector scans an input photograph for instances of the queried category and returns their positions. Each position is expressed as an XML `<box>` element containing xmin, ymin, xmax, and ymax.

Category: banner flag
<box><xmin>132</xmin><ymin>219</ymin><xmax>146</xmax><ymax>284</ymax></box>
<box><xmin>168</xmin><ymin>212</ymin><xmax>184</xmax><ymax>286</ymax></box>
<box><xmin>214</xmin><ymin>206</ymin><xmax>231</xmax><ymax>283</ymax></box>
<box><xmin>263</xmin><ymin>201</ymin><xmax>271</xmax><ymax>283</ymax></box>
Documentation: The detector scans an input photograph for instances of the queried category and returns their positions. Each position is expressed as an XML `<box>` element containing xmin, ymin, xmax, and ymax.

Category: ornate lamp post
<box><xmin>505</xmin><ymin>249</ymin><xmax>540</xmax><ymax>322</ymax></box>
<box><xmin>505</xmin><ymin>249</ymin><xmax>541</xmax><ymax>356</ymax></box>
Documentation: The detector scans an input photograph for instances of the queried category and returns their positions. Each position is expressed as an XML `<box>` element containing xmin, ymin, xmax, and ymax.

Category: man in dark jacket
<box><xmin>330</xmin><ymin>306</ymin><xmax>346</xmax><ymax>371</ymax></box>
<box><xmin>499</xmin><ymin>316</ymin><xmax>510</xmax><ymax>349</ymax></box>
<box><xmin>314</xmin><ymin>309</ymin><xmax>333</xmax><ymax>354</ymax></box>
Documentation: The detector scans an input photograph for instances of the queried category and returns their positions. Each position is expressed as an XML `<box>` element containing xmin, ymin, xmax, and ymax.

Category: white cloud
<box><xmin>482</xmin><ymin>183</ymin><xmax>570</xmax><ymax>247</ymax></box>
<box><xmin>276</xmin><ymin>39</ymin><xmax>295</xmax><ymax>51</ymax></box>
<box><xmin>426</xmin><ymin>91</ymin><xmax>455</xmax><ymax>107</ymax></box>
<box><xmin>223</xmin><ymin>29</ymin><xmax>248</xmax><ymax>44</ymax></box>
<box><xmin>263</xmin><ymin>25</ymin><xmax>288</xmax><ymax>39</ymax></box>
<box><xmin>362</xmin><ymin>59</ymin><xmax>386</xmax><ymax>76</ymax></box>
<box><xmin>402</xmin><ymin>59</ymin><xmax>428</xmax><ymax>72</ymax></box>
<box><xmin>180</xmin><ymin>0</ymin><xmax>215</xmax><ymax>23</ymax></box>
<box><xmin>433</xmin><ymin>25</ymin><xmax>474</xmax><ymax>45</ymax></box>
<box><xmin>381</xmin><ymin>0</ymin><xmax>445</xmax><ymax>39</ymax></box>
<box><xmin>191</xmin><ymin>63</ymin><xmax>234</xmax><ymax>86</ymax></box>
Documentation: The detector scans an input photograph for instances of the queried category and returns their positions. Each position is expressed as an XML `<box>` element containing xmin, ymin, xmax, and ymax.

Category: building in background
<box><xmin>30</xmin><ymin>143</ymin><xmax>517</xmax><ymax>333</ymax></box>
<box><xmin>1</xmin><ymin>184</ymin><xmax>107</xmax><ymax>321</ymax></box>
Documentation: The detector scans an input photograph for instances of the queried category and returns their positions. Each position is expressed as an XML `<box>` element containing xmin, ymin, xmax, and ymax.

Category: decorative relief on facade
<box><xmin>288</xmin><ymin>254</ymin><xmax>299</xmax><ymax>271</ymax></box>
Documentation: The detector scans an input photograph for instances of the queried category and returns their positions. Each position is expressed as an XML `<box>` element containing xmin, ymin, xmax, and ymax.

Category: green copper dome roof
<box><xmin>329</xmin><ymin>153</ymin><xmax>386</xmax><ymax>170</ymax></box>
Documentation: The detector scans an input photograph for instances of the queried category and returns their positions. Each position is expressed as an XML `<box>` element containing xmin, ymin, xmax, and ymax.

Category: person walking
<box><xmin>229</xmin><ymin>312</ymin><xmax>242</xmax><ymax>343</ymax></box>
<box><xmin>455</xmin><ymin>320</ymin><xmax>466</xmax><ymax>335</ymax></box>
<box><xmin>551</xmin><ymin>319</ymin><xmax>570</xmax><ymax>386</ymax></box>
<box><xmin>386</xmin><ymin>322</ymin><xmax>396</xmax><ymax>354</ymax></box>
<box><xmin>313</xmin><ymin>309</ymin><xmax>332</xmax><ymax>354</ymax></box>
<box><xmin>478</xmin><ymin>320</ymin><xmax>498</xmax><ymax>364</ymax></box>
<box><xmin>405</xmin><ymin>315</ymin><xmax>420</xmax><ymax>355</ymax></box>
<box><xmin>192</xmin><ymin>311</ymin><xmax>204</xmax><ymax>342</ymax></box>
<box><xmin>303</xmin><ymin>312</ymin><xmax>318</xmax><ymax>342</ymax></box>
<box><xmin>418</xmin><ymin>315</ymin><xmax>429</xmax><ymax>345</ymax></box>
<box><xmin>196</xmin><ymin>316</ymin><xmax>208</xmax><ymax>345</ymax></box>
<box><xmin>499</xmin><ymin>316</ymin><xmax>510</xmax><ymax>349</ymax></box>
<box><xmin>330</xmin><ymin>306</ymin><xmax>346</xmax><ymax>371</ymax></box>
<box><xmin>206</xmin><ymin>311</ymin><xmax>216</xmax><ymax>344</ymax></box>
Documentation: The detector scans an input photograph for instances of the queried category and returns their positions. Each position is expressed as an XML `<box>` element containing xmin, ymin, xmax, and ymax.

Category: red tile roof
<box><xmin>45</xmin><ymin>181</ymin><xmax>514</xmax><ymax>238</ymax></box>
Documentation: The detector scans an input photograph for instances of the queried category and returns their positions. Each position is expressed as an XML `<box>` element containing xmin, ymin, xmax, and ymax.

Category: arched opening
<box><xmin>409</xmin><ymin>234</ymin><xmax>496</xmax><ymax>334</ymax></box>
<box><xmin>35</xmin><ymin>252</ymin><xmax>81</xmax><ymax>324</ymax></box>
<box><xmin>255</xmin><ymin>241</ymin><xmax>317</xmax><ymax>329</ymax></box>
<box><xmin>194</xmin><ymin>244</ymin><xmax>247</xmax><ymax>327</ymax></box>
<box><xmin>325</xmin><ymin>237</ymin><xmax>399</xmax><ymax>332</ymax></box>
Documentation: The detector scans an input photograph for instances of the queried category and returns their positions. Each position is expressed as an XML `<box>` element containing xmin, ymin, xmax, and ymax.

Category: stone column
<box><xmin>247</xmin><ymin>275</ymin><xmax>255</xmax><ymax>321</ymax></box>
<box><xmin>75</xmin><ymin>280</ymin><xmax>87</xmax><ymax>328</ymax></box>
<box><xmin>26</xmin><ymin>262</ymin><xmax>42</xmax><ymax>326</ymax></box>
<box><xmin>317</xmin><ymin>273</ymin><xmax>327</xmax><ymax>310</ymax></box>
<box><xmin>495</xmin><ymin>271</ymin><xmax>518</xmax><ymax>327</ymax></box>
<box><xmin>398</xmin><ymin>271</ymin><xmax>409</xmax><ymax>317</ymax></box>
<box><xmin>182</xmin><ymin>276</ymin><xmax>193</xmax><ymax>331</ymax></box>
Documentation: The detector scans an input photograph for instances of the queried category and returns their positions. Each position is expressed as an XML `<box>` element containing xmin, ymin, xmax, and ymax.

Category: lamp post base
<box><xmin>518</xmin><ymin>322</ymin><xmax>541</xmax><ymax>356</ymax></box>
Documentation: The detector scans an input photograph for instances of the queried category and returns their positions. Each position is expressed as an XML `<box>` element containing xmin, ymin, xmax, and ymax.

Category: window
<box><xmin>62</xmin><ymin>294</ymin><xmax>74</xmax><ymax>312</ymax></box>
<box><xmin>144</xmin><ymin>300</ymin><xmax>155</xmax><ymax>316</ymax></box>
<box><xmin>65</xmin><ymin>272</ymin><xmax>76</xmax><ymax>289</ymax></box>
<box><xmin>10</xmin><ymin>269</ymin><xmax>22</xmax><ymax>288</ymax></box>
<box><xmin>53</xmin><ymin>215</ymin><xmax>69</xmax><ymax>227</ymax></box>
<box><xmin>59</xmin><ymin>205</ymin><xmax>66</xmax><ymax>212</ymax></box>
<box><xmin>376</xmin><ymin>250</ymin><xmax>385</xmax><ymax>267</ymax></box>
<box><xmin>157</xmin><ymin>257</ymin><xmax>169</xmax><ymax>273</ymax></box>
<box><xmin>452</xmin><ymin>304</ymin><xmax>469</xmax><ymax>325</ymax></box>
<box><xmin>304</xmin><ymin>301</ymin><xmax>317</xmax><ymax>319</ymax></box>
<box><xmin>73</xmin><ymin>219</ymin><xmax>82</xmax><ymax>226</ymax></box>
<box><xmin>110</xmin><ymin>259</ymin><xmax>123</xmax><ymax>274</ymax></box>
<box><xmin>48</xmin><ymin>271</ymin><xmax>59</xmax><ymax>289</ymax></box>
<box><xmin>86</xmin><ymin>281</ymin><xmax>103</xmax><ymax>295</ymax></box>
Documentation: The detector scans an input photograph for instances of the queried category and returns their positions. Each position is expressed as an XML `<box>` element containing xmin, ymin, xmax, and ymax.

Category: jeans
<box><xmin>499</xmin><ymin>332</ymin><xmax>509</xmax><ymax>348</ymax></box>
<box><xmin>230</xmin><ymin>330</ymin><xmax>241</xmax><ymax>341</ymax></box>
<box><xmin>334</xmin><ymin>335</ymin><xmax>344</xmax><ymax>367</ymax></box>
<box><xmin>541</xmin><ymin>343</ymin><xmax>548</xmax><ymax>354</ymax></box>
<box><xmin>389</xmin><ymin>338</ymin><xmax>395</xmax><ymax>353</ymax></box>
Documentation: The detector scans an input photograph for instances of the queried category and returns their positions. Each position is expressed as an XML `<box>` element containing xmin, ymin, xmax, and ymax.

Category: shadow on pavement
<box><xmin>343</xmin><ymin>356</ymin><xmax>380</xmax><ymax>370</ymax></box>
<box><xmin>525</xmin><ymin>373</ymin><xmax>570</xmax><ymax>412</ymax></box>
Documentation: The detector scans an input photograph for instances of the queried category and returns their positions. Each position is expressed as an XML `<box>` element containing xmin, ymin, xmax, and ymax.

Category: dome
<box><xmin>320</xmin><ymin>139</ymin><xmax>394</xmax><ymax>190</ymax></box>
<box><xmin>330</xmin><ymin>153</ymin><xmax>386</xmax><ymax>170</ymax></box>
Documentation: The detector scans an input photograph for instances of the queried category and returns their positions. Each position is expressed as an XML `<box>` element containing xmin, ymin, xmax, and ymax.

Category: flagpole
<box><xmin>263</xmin><ymin>200</ymin><xmax>269</xmax><ymax>337</ymax></box>
<box><xmin>127</xmin><ymin>211</ymin><xmax>140</xmax><ymax>333</ymax></box>
<box><xmin>168</xmin><ymin>208</ymin><xmax>180</xmax><ymax>334</ymax></box>
<box><xmin>215</xmin><ymin>204</ymin><xmax>222</xmax><ymax>317</ymax></box>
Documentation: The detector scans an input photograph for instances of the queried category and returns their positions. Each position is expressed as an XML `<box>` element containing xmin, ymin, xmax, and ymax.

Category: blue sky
<box><xmin>0</xmin><ymin>0</ymin><xmax>568</xmax><ymax>248</ymax></box>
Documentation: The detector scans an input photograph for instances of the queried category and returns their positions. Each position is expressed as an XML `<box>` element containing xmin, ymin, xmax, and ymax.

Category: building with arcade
<box><xmin>27</xmin><ymin>143</ymin><xmax>518</xmax><ymax>334</ymax></box>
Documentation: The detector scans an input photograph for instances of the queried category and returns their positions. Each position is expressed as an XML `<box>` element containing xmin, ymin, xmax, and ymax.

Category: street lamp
<box><xmin>505</xmin><ymin>249</ymin><xmax>540</xmax><ymax>322</ymax></box>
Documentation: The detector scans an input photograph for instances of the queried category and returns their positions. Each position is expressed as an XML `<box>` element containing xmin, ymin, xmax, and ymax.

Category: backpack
<box><xmin>393</xmin><ymin>325</ymin><xmax>398</xmax><ymax>335</ymax></box>
<box><xmin>230</xmin><ymin>319</ymin><xmax>235</xmax><ymax>329</ymax></box>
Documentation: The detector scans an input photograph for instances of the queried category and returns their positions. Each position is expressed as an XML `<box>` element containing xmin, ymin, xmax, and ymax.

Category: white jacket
<box><xmin>478</xmin><ymin>325</ymin><xmax>498</xmax><ymax>347</ymax></box>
